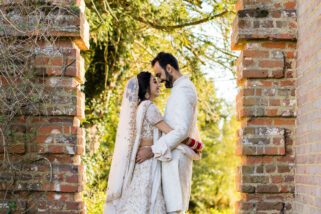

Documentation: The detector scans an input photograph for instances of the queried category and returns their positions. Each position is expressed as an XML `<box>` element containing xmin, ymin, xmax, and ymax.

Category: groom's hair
<box><xmin>151</xmin><ymin>52</ymin><xmax>179</xmax><ymax>71</ymax></box>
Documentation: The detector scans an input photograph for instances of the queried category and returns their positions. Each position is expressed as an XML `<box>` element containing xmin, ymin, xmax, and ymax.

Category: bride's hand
<box><xmin>136</xmin><ymin>146</ymin><xmax>154</xmax><ymax>163</ymax></box>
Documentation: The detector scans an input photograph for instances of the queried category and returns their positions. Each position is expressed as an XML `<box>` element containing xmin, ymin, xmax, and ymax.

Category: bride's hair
<box><xmin>137</xmin><ymin>71</ymin><xmax>152</xmax><ymax>103</ymax></box>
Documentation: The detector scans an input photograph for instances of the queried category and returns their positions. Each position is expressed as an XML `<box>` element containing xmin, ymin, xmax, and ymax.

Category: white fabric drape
<box><xmin>104</xmin><ymin>88</ymin><xmax>163</xmax><ymax>213</ymax></box>
<box><xmin>104</xmin><ymin>77</ymin><xmax>139</xmax><ymax>211</ymax></box>
<box><xmin>151</xmin><ymin>75</ymin><xmax>201</xmax><ymax>212</ymax></box>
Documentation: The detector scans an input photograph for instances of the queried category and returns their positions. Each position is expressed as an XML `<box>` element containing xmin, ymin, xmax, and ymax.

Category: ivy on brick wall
<box><xmin>82</xmin><ymin>0</ymin><xmax>239</xmax><ymax>213</ymax></box>
<box><xmin>0</xmin><ymin>1</ymin><xmax>86</xmax><ymax>213</ymax></box>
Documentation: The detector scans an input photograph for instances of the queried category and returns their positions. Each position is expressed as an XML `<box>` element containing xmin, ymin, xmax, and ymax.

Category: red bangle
<box><xmin>188</xmin><ymin>138</ymin><xmax>196</xmax><ymax>146</ymax></box>
<box><xmin>196</xmin><ymin>142</ymin><xmax>203</xmax><ymax>150</ymax></box>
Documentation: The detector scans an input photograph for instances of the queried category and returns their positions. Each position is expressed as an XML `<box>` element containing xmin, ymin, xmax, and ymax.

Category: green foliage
<box><xmin>190</xmin><ymin>112</ymin><xmax>240</xmax><ymax>213</ymax></box>
<box><xmin>81</xmin><ymin>0</ymin><xmax>238</xmax><ymax>213</ymax></box>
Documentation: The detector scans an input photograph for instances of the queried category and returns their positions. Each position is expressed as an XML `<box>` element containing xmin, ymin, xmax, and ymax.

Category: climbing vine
<box><xmin>0</xmin><ymin>1</ymin><xmax>81</xmax><ymax>213</ymax></box>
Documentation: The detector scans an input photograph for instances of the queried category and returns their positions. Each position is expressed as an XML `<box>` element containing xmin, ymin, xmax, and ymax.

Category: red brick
<box><xmin>35</xmin><ymin>56</ymin><xmax>50</xmax><ymax>65</ymax></box>
<box><xmin>265</xmin><ymin>147</ymin><xmax>278</xmax><ymax>155</ymax></box>
<box><xmin>261</xmin><ymin>42</ymin><xmax>286</xmax><ymax>49</ymax></box>
<box><xmin>257</xmin><ymin>202</ymin><xmax>284</xmax><ymax>210</ymax></box>
<box><xmin>50</xmin><ymin>57</ymin><xmax>64</xmax><ymax>66</ymax></box>
<box><xmin>271</xmin><ymin>176</ymin><xmax>283</xmax><ymax>184</ymax></box>
<box><xmin>246</xmin><ymin>118</ymin><xmax>273</xmax><ymax>126</ymax></box>
<box><xmin>243</xmin><ymin>50</ymin><xmax>269</xmax><ymax>58</ymax></box>
<box><xmin>286</xmin><ymin>51</ymin><xmax>295</xmax><ymax>58</ymax></box>
<box><xmin>271</xmin><ymin>11</ymin><xmax>281</xmax><ymax>18</ymax></box>
<box><xmin>265</xmin><ymin>109</ymin><xmax>278</xmax><ymax>116</ymax></box>
<box><xmin>274</xmin><ymin>3</ymin><xmax>281</xmax><ymax>9</ymax></box>
<box><xmin>270</xmin><ymin>70</ymin><xmax>284</xmax><ymax>78</ymax></box>
<box><xmin>60</xmin><ymin>184</ymin><xmax>80</xmax><ymax>192</ymax></box>
<box><xmin>66</xmin><ymin>174</ymin><xmax>80</xmax><ymax>183</ymax></box>
<box><xmin>259</xmin><ymin>60</ymin><xmax>284</xmax><ymax>68</ymax></box>
<box><xmin>280</xmin><ymin>80</ymin><xmax>295</xmax><ymax>86</ymax></box>
<box><xmin>48</xmin><ymin>145</ymin><xmax>65</xmax><ymax>153</ymax></box>
<box><xmin>242</xmin><ymin>69</ymin><xmax>269</xmax><ymax>78</ymax></box>
<box><xmin>284</xmin><ymin>2</ymin><xmax>296</xmax><ymax>9</ymax></box>
<box><xmin>278</xmin><ymin>165</ymin><xmax>291</xmax><ymax>173</ymax></box>
<box><xmin>256</xmin><ymin>185</ymin><xmax>279</xmax><ymax>193</ymax></box>
<box><xmin>0</xmin><ymin>144</ymin><xmax>25</xmax><ymax>154</ymax></box>
<box><xmin>65</xmin><ymin>201</ymin><xmax>84</xmax><ymax>210</ymax></box>
<box><xmin>269</xmin><ymin>99</ymin><xmax>281</xmax><ymax>106</ymax></box>
<box><xmin>242</xmin><ymin>156</ymin><xmax>274</xmax><ymax>165</ymax></box>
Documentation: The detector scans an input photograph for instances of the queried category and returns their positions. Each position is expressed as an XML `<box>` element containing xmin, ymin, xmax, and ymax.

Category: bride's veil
<box><xmin>105</xmin><ymin>76</ymin><xmax>139</xmax><ymax>203</ymax></box>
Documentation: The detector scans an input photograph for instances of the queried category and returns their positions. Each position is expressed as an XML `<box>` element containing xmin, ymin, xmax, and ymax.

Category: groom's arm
<box><xmin>151</xmin><ymin>86</ymin><xmax>196</xmax><ymax>160</ymax></box>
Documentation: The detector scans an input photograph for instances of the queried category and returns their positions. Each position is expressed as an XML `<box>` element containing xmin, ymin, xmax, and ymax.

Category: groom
<box><xmin>136</xmin><ymin>52</ymin><xmax>200</xmax><ymax>214</ymax></box>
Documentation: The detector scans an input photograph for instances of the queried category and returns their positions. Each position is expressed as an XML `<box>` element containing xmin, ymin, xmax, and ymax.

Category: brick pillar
<box><xmin>0</xmin><ymin>1</ymin><xmax>89</xmax><ymax>213</ymax></box>
<box><xmin>295</xmin><ymin>1</ymin><xmax>321</xmax><ymax>213</ymax></box>
<box><xmin>231</xmin><ymin>1</ymin><xmax>297</xmax><ymax>213</ymax></box>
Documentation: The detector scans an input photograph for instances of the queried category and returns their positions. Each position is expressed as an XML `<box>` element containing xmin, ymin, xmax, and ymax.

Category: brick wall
<box><xmin>294</xmin><ymin>0</ymin><xmax>321</xmax><ymax>213</ymax></box>
<box><xmin>232</xmin><ymin>0</ymin><xmax>297</xmax><ymax>213</ymax></box>
<box><xmin>0</xmin><ymin>0</ymin><xmax>89</xmax><ymax>213</ymax></box>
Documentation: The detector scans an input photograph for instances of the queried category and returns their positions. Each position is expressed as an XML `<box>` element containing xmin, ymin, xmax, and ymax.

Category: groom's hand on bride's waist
<box><xmin>136</xmin><ymin>146</ymin><xmax>154</xmax><ymax>163</ymax></box>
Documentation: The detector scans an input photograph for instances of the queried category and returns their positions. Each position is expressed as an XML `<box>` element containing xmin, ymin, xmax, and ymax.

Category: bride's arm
<box><xmin>155</xmin><ymin>121</ymin><xmax>190</xmax><ymax>146</ymax></box>
<box><xmin>155</xmin><ymin>121</ymin><xmax>172</xmax><ymax>134</ymax></box>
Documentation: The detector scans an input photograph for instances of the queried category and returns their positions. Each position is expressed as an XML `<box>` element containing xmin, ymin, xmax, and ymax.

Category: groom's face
<box><xmin>153</xmin><ymin>61</ymin><xmax>173</xmax><ymax>88</ymax></box>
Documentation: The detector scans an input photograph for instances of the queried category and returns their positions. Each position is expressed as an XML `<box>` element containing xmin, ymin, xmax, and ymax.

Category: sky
<box><xmin>196</xmin><ymin>26</ymin><xmax>238</xmax><ymax>104</ymax></box>
<box><xmin>191</xmin><ymin>1</ymin><xmax>238</xmax><ymax>104</ymax></box>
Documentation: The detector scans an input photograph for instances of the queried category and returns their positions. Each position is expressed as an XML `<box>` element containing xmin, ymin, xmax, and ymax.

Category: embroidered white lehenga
<box><xmin>103</xmin><ymin>77</ymin><xmax>167</xmax><ymax>214</ymax></box>
<box><xmin>117</xmin><ymin>101</ymin><xmax>166</xmax><ymax>213</ymax></box>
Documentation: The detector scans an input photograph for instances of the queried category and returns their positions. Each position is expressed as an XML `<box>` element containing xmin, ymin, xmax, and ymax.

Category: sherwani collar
<box><xmin>173</xmin><ymin>75</ymin><xmax>188</xmax><ymax>88</ymax></box>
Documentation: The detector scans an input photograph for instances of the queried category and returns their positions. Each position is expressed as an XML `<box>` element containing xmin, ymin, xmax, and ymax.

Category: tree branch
<box><xmin>133</xmin><ymin>10</ymin><xmax>228</xmax><ymax>31</ymax></box>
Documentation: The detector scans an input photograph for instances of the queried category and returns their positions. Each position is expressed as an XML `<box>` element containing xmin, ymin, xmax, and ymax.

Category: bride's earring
<box><xmin>145</xmin><ymin>92</ymin><xmax>150</xmax><ymax>99</ymax></box>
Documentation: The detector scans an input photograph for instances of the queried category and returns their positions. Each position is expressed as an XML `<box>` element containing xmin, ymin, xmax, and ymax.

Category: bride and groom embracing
<box><xmin>103</xmin><ymin>52</ymin><xmax>203</xmax><ymax>214</ymax></box>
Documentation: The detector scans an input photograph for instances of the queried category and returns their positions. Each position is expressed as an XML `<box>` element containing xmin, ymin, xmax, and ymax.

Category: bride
<box><xmin>103</xmin><ymin>71</ymin><xmax>202</xmax><ymax>214</ymax></box>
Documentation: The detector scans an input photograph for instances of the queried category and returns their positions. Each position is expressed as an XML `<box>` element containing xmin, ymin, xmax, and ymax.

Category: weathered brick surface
<box><xmin>232</xmin><ymin>0</ymin><xmax>296</xmax><ymax>213</ymax></box>
<box><xmin>0</xmin><ymin>1</ymin><xmax>89</xmax><ymax>50</ymax></box>
<box><xmin>237</xmin><ymin>126</ymin><xmax>286</xmax><ymax>156</ymax></box>
<box><xmin>0</xmin><ymin>191</ymin><xmax>84</xmax><ymax>213</ymax></box>
<box><xmin>236</xmin><ymin>0</ymin><xmax>296</xmax><ymax>10</ymax></box>
<box><xmin>294</xmin><ymin>0</ymin><xmax>321</xmax><ymax>213</ymax></box>
<box><xmin>232</xmin><ymin>8</ymin><xmax>297</xmax><ymax>50</ymax></box>
<box><xmin>0</xmin><ymin>0</ymin><xmax>88</xmax><ymax>213</ymax></box>
<box><xmin>33</xmin><ymin>39</ymin><xmax>86</xmax><ymax>83</ymax></box>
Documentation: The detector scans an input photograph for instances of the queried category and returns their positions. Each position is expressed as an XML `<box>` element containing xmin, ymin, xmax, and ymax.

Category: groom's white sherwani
<box><xmin>151</xmin><ymin>75</ymin><xmax>200</xmax><ymax>213</ymax></box>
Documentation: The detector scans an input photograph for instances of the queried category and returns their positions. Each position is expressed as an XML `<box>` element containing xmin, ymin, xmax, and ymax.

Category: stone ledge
<box><xmin>0</xmin><ymin>3</ymin><xmax>89</xmax><ymax>50</ymax></box>
<box><xmin>231</xmin><ymin>8</ymin><xmax>297</xmax><ymax>50</ymax></box>
<box><xmin>1</xmin><ymin>0</ymin><xmax>84</xmax><ymax>8</ymax></box>
<box><xmin>0</xmin><ymin>87</ymin><xmax>85</xmax><ymax>119</ymax></box>
<box><xmin>236</xmin><ymin>0</ymin><xmax>296</xmax><ymax>11</ymax></box>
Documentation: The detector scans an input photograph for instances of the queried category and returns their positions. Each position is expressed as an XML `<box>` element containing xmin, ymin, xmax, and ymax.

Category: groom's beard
<box><xmin>164</xmin><ymin>70</ymin><xmax>174</xmax><ymax>88</ymax></box>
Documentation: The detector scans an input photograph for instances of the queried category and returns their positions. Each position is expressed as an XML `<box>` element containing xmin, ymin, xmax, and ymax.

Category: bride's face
<box><xmin>149</xmin><ymin>75</ymin><xmax>160</xmax><ymax>99</ymax></box>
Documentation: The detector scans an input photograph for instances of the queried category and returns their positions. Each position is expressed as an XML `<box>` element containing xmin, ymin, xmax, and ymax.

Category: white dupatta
<box><xmin>104</xmin><ymin>79</ymin><xmax>162</xmax><ymax>213</ymax></box>
<box><xmin>104</xmin><ymin>77</ymin><xmax>139</xmax><ymax>212</ymax></box>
